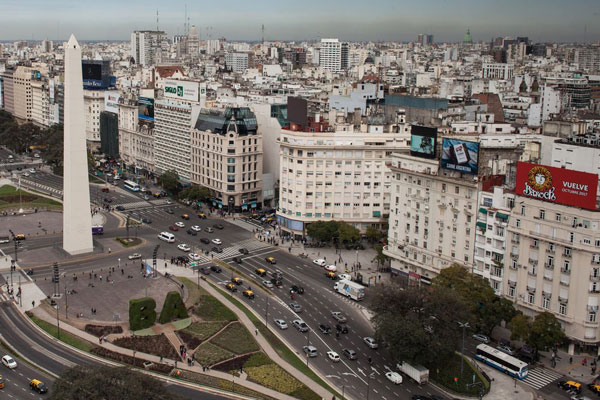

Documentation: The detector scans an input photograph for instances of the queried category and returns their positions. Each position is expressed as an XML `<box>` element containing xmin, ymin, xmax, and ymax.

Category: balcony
<box><xmin>511</xmin><ymin>238</ymin><xmax>521</xmax><ymax>244</ymax></box>
<box><xmin>528</xmin><ymin>269</ymin><xmax>537</xmax><ymax>276</ymax></box>
<box><xmin>561</xmin><ymin>267</ymin><xmax>571</xmax><ymax>274</ymax></box>
<box><xmin>527</xmin><ymin>286</ymin><xmax>536</xmax><ymax>293</ymax></box>
<box><xmin>545</xmin><ymin>262</ymin><xmax>554</xmax><ymax>270</ymax></box>
<box><xmin>558</xmin><ymin>296</ymin><xmax>569</xmax><ymax>303</ymax></box>
<box><xmin>510</xmin><ymin>252</ymin><xmax>519</xmax><ymax>259</ymax></box>
<box><xmin>509</xmin><ymin>263</ymin><xmax>518</xmax><ymax>270</ymax></box>
<box><xmin>592</xmin><ymin>259</ymin><xmax>600</xmax><ymax>265</ymax></box>
<box><xmin>564</xmin><ymin>252</ymin><xmax>572</xmax><ymax>259</ymax></box>
<box><xmin>528</xmin><ymin>258</ymin><xmax>538</xmax><ymax>265</ymax></box>
<box><xmin>590</xmin><ymin>288</ymin><xmax>600</xmax><ymax>294</ymax></box>
<box><xmin>508</xmin><ymin>279</ymin><xmax>517</xmax><ymax>286</ymax></box>
<box><xmin>591</xmin><ymin>274</ymin><xmax>600</xmax><ymax>282</ymax></box>
<box><xmin>544</xmin><ymin>274</ymin><xmax>553</xmax><ymax>281</ymax></box>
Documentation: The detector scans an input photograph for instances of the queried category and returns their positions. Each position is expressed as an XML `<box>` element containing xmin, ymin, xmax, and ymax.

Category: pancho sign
<box><xmin>515</xmin><ymin>162</ymin><xmax>598</xmax><ymax>210</ymax></box>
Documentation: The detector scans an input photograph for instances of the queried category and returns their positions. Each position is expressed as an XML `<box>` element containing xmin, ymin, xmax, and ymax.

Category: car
<box><xmin>325</xmin><ymin>271</ymin><xmax>337</xmax><ymax>280</ymax></box>
<box><xmin>116</xmin><ymin>205</ymin><xmax>125</xmax><ymax>211</ymax></box>
<box><xmin>181</xmin><ymin>214</ymin><xmax>190</xmax><ymax>220</ymax></box>
<box><xmin>319</xmin><ymin>324</ymin><xmax>332</xmax><ymax>334</ymax></box>
<box><xmin>197</xmin><ymin>212</ymin><xmax>207</xmax><ymax>219</ymax></box>
<box><xmin>205</xmin><ymin>227</ymin><xmax>214</xmax><ymax>233</ymax></box>
<box><xmin>211</xmin><ymin>247</ymin><xmax>223</xmax><ymax>253</ymax></box>
<box><xmin>186</xmin><ymin>229</ymin><xmax>197</xmax><ymax>236</ymax></box>
<box><xmin>33</xmin><ymin>153</ymin><xmax>40</xmax><ymax>158</ymax></box>
<box><xmin>29</xmin><ymin>168</ymin><xmax>35</xmax><ymax>173</ymax></box>
<box><xmin>265</xmin><ymin>256</ymin><xmax>276</xmax><ymax>264</ymax></box>
<box><xmin>233</xmin><ymin>256</ymin><xmax>242</xmax><ymax>263</ymax></box>
<box><xmin>325</xmin><ymin>264</ymin><xmax>337</xmax><ymax>272</ymax></box>
<box><xmin>142</xmin><ymin>217</ymin><xmax>152</xmax><ymax>224</ymax></box>
<box><xmin>200</xmin><ymin>238</ymin><xmax>210</xmax><ymax>244</ymax></box>
<box><xmin>177</xmin><ymin>244</ymin><xmax>191</xmax><ymax>252</ymax></box>
<box><xmin>363</xmin><ymin>337</ymin><xmax>378</xmax><ymax>349</ymax></box>
<box><xmin>165</xmin><ymin>208</ymin><xmax>174</xmax><ymax>214</ymax></box>
<box><xmin>128</xmin><ymin>253</ymin><xmax>142</xmax><ymax>260</ymax></box>
<box><xmin>210</xmin><ymin>265</ymin><xmax>222</xmax><ymax>273</ymax></box>
<box><xmin>558</xmin><ymin>380</ymin><xmax>582</xmax><ymax>394</ymax></box>
<box><xmin>191</xmin><ymin>225</ymin><xmax>202</xmax><ymax>232</ymax></box>
<box><xmin>303</xmin><ymin>345</ymin><xmax>318</xmax><ymax>357</ymax></box>
<box><xmin>496</xmin><ymin>345</ymin><xmax>514</xmax><ymax>356</ymax></box>
<box><xmin>338</xmin><ymin>273</ymin><xmax>352</xmax><ymax>281</ymax></box>
<box><xmin>327</xmin><ymin>351</ymin><xmax>340</xmax><ymax>362</ymax></box>
<box><xmin>290</xmin><ymin>285</ymin><xmax>304</xmax><ymax>294</ymax></box>
<box><xmin>292</xmin><ymin>319</ymin><xmax>309</xmax><ymax>332</ymax></box>
<box><xmin>212</xmin><ymin>238</ymin><xmax>222</xmax><ymax>245</ymax></box>
<box><xmin>588</xmin><ymin>383</ymin><xmax>600</xmax><ymax>395</ymax></box>
<box><xmin>101</xmin><ymin>187</ymin><xmax>110</xmax><ymax>192</ymax></box>
<box><xmin>225</xmin><ymin>283</ymin><xmax>237</xmax><ymax>292</ymax></box>
<box><xmin>200</xmin><ymin>267</ymin><xmax>210</xmax><ymax>275</ymax></box>
<box><xmin>188</xmin><ymin>253</ymin><xmax>201</xmax><ymax>261</ymax></box>
<box><xmin>214</xmin><ymin>224</ymin><xmax>224</xmax><ymax>230</ymax></box>
<box><xmin>243</xmin><ymin>289</ymin><xmax>255</xmax><ymax>299</ymax></box>
<box><xmin>342</xmin><ymin>348</ymin><xmax>358</xmax><ymax>360</ymax></box>
<box><xmin>1</xmin><ymin>355</ymin><xmax>17</xmax><ymax>369</ymax></box>
<box><xmin>239</xmin><ymin>248</ymin><xmax>249</xmax><ymax>254</ymax></box>
<box><xmin>472</xmin><ymin>333</ymin><xmax>490</xmax><ymax>344</ymax></box>
<box><xmin>336</xmin><ymin>324</ymin><xmax>349</xmax><ymax>334</ymax></box>
<box><xmin>169</xmin><ymin>225</ymin><xmax>179</xmax><ymax>231</ymax></box>
<box><xmin>262</xmin><ymin>280</ymin><xmax>274</xmax><ymax>288</ymax></box>
<box><xmin>331</xmin><ymin>311</ymin><xmax>347</xmax><ymax>323</ymax></box>
<box><xmin>23</xmin><ymin>172</ymin><xmax>30</xmax><ymax>177</ymax></box>
<box><xmin>232</xmin><ymin>277</ymin><xmax>243</xmax><ymax>285</ymax></box>
<box><xmin>103</xmin><ymin>197</ymin><xmax>112</xmax><ymax>203</ymax></box>
<box><xmin>386</xmin><ymin>371</ymin><xmax>403</xmax><ymax>385</ymax></box>
<box><xmin>313</xmin><ymin>259</ymin><xmax>326</xmax><ymax>267</ymax></box>
<box><xmin>274</xmin><ymin>319</ymin><xmax>288</xmax><ymax>329</ymax></box>
<box><xmin>255</xmin><ymin>268</ymin><xmax>267</xmax><ymax>276</ymax></box>
<box><xmin>30</xmin><ymin>379</ymin><xmax>48</xmax><ymax>393</ymax></box>
<box><xmin>289</xmin><ymin>302</ymin><xmax>303</xmax><ymax>313</ymax></box>
<box><xmin>166</xmin><ymin>200</ymin><xmax>173</xmax><ymax>204</ymax></box>
<box><xmin>175</xmin><ymin>222</ymin><xmax>185</xmax><ymax>228</ymax></box>
<box><xmin>15</xmin><ymin>234</ymin><xmax>25</xmax><ymax>241</ymax></box>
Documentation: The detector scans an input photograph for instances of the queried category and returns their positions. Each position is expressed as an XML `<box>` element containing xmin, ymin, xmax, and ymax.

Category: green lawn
<box><xmin>194</xmin><ymin>342</ymin><xmax>235</xmax><ymax>366</ymax></box>
<box><xmin>29</xmin><ymin>314</ymin><xmax>94</xmax><ymax>352</ymax></box>
<box><xmin>183</xmin><ymin>321</ymin><xmax>227</xmax><ymax>341</ymax></box>
<box><xmin>193</xmin><ymin>295</ymin><xmax>237</xmax><ymax>322</ymax></box>
<box><xmin>176</xmin><ymin>370</ymin><xmax>279</xmax><ymax>400</ymax></box>
<box><xmin>429</xmin><ymin>352</ymin><xmax>490</xmax><ymax>396</ymax></box>
<box><xmin>178</xmin><ymin>276</ymin><xmax>209</xmax><ymax>306</ymax></box>
<box><xmin>0</xmin><ymin>185</ymin><xmax>62</xmax><ymax>210</ymax></box>
<box><xmin>210</xmin><ymin>322</ymin><xmax>259</xmax><ymax>355</ymax></box>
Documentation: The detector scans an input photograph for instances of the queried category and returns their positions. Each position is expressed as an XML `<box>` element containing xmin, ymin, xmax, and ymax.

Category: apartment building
<box><xmin>131</xmin><ymin>30</ymin><xmax>168</xmax><ymax>67</ymax></box>
<box><xmin>319</xmin><ymin>39</ymin><xmax>348</xmax><ymax>74</ymax></box>
<box><xmin>31</xmin><ymin>77</ymin><xmax>50</xmax><ymax>127</ymax></box>
<box><xmin>84</xmin><ymin>89</ymin><xmax>106</xmax><ymax>147</ymax></box>
<box><xmin>13</xmin><ymin>66</ymin><xmax>33</xmax><ymax>121</ymax></box>
<box><xmin>119</xmin><ymin>98</ymin><xmax>155</xmax><ymax>175</ymax></box>
<box><xmin>190</xmin><ymin>107</ymin><xmax>263</xmax><ymax>212</ymax></box>
<box><xmin>225</xmin><ymin>52</ymin><xmax>249</xmax><ymax>73</ymax></box>
<box><xmin>482</xmin><ymin>62</ymin><xmax>514</xmax><ymax>80</ymax></box>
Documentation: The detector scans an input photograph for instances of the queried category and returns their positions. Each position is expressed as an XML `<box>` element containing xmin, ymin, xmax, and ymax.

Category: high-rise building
<box><xmin>119</xmin><ymin>97</ymin><xmax>155</xmax><ymax>176</ymax></box>
<box><xmin>225</xmin><ymin>52</ymin><xmax>249</xmax><ymax>73</ymax></box>
<box><xmin>13</xmin><ymin>66</ymin><xmax>34</xmax><ymax>121</ymax></box>
<box><xmin>84</xmin><ymin>89</ymin><xmax>106</xmax><ymax>146</ymax></box>
<box><xmin>319</xmin><ymin>38</ymin><xmax>347</xmax><ymax>73</ymax></box>
<box><xmin>482</xmin><ymin>62</ymin><xmax>514</xmax><ymax>80</ymax></box>
<box><xmin>130</xmin><ymin>30</ymin><xmax>168</xmax><ymax>67</ymax></box>
<box><xmin>0</xmin><ymin>69</ymin><xmax>14</xmax><ymax>114</ymax></box>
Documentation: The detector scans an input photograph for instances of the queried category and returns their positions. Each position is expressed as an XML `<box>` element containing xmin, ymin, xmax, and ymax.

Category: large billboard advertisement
<box><xmin>104</xmin><ymin>92</ymin><xmax>120</xmax><ymax>114</ymax></box>
<box><xmin>164</xmin><ymin>79</ymin><xmax>199</xmax><ymax>102</ymax></box>
<box><xmin>441</xmin><ymin>138</ymin><xmax>480</xmax><ymax>174</ymax></box>
<box><xmin>410</xmin><ymin>125</ymin><xmax>437</xmax><ymax>159</ymax></box>
<box><xmin>515</xmin><ymin>162</ymin><xmax>598</xmax><ymax>210</ymax></box>
<box><xmin>138</xmin><ymin>97</ymin><xmax>154</xmax><ymax>121</ymax></box>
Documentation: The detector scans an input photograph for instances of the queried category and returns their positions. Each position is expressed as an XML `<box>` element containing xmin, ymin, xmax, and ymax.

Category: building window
<box><xmin>589</xmin><ymin>311</ymin><xmax>597</xmax><ymax>323</ymax></box>
<box><xmin>559</xmin><ymin>303</ymin><xmax>567</xmax><ymax>315</ymax></box>
<box><xmin>539</xmin><ymin>210</ymin><xmax>545</xmax><ymax>220</ymax></box>
<box><xmin>528</xmin><ymin>293</ymin><xmax>535</xmax><ymax>304</ymax></box>
<box><xmin>508</xmin><ymin>286</ymin><xmax>515</xmax><ymax>297</ymax></box>
<box><xmin>556</xmin><ymin>213</ymin><xmax>562</xmax><ymax>222</ymax></box>
<box><xmin>516</xmin><ymin>219</ymin><xmax>521</xmax><ymax>228</ymax></box>
<box><xmin>543</xmin><ymin>297</ymin><xmax>550</xmax><ymax>310</ymax></box>
<box><xmin>521</xmin><ymin>205</ymin><xmax>525</xmax><ymax>216</ymax></box>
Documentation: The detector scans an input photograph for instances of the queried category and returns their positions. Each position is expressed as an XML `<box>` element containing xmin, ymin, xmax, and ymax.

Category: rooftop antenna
<box><xmin>262</xmin><ymin>24</ymin><xmax>265</xmax><ymax>44</ymax></box>
<box><xmin>188</xmin><ymin>17</ymin><xmax>191</xmax><ymax>36</ymax></box>
<box><xmin>184</xmin><ymin>4</ymin><xmax>188</xmax><ymax>35</ymax></box>
<box><xmin>156</xmin><ymin>9</ymin><xmax>159</xmax><ymax>31</ymax></box>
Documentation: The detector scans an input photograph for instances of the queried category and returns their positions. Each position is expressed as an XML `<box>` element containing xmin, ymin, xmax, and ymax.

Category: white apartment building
<box><xmin>277</xmin><ymin>123</ymin><xmax>410</xmax><ymax>239</ymax></box>
<box><xmin>131</xmin><ymin>30</ymin><xmax>168</xmax><ymax>67</ymax></box>
<box><xmin>225</xmin><ymin>52</ymin><xmax>249</xmax><ymax>73</ymax></box>
<box><xmin>31</xmin><ymin>78</ymin><xmax>50</xmax><ymax>128</ymax></box>
<box><xmin>551</xmin><ymin>134</ymin><xmax>600</xmax><ymax>195</ymax></box>
<box><xmin>119</xmin><ymin>99</ymin><xmax>155</xmax><ymax>175</ymax></box>
<box><xmin>84</xmin><ymin>89</ymin><xmax>106</xmax><ymax>146</ymax></box>
<box><xmin>13</xmin><ymin>66</ymin><xmax>33</xmax><ymax>121</ymax></box>
<box><xmin>190</xmin><ymin>107</ymin><xmax>263</xmax><ymax>212</ymax></box>
<box><xmin>384</xmin><ymin>152</ymin><xmax>478</xmax><ymax>284</ymax></box>
<box><xmin>482</xmin><ymin>63</ymin><xmax>514</xmax><ymax>80</ymax></box>
<box><xmin>319</xmin><ymin>39</ymin><xmax>347</xmax><ymax>74</ymax></box>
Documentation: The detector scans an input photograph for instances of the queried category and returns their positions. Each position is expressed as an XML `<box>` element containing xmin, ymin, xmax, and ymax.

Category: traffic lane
<box><xmin>0</xmin><ymin>344</ymin><xmax>54</xmax><ymax>399</ymax></box>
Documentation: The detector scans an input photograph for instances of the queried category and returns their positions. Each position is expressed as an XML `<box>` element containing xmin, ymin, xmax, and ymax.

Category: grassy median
<box><xmin>28</xmin><ymin>313</ymin><xmax>94</xmax><ymax>352</ymax></box>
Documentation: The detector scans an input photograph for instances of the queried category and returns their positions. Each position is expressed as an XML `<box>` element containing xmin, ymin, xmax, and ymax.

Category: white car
<box><xmin>1</xmin><ymin>355</ymin><xmax>17</xmax><ymax>369</ymax></box>
<box><xmin>175</xmin><ymin>222</ymin><xmax>185</xmax><ymax>228</ymax></box>
<box><xmin>385</xmin><ymin>371</ymin><xmax>403</xmax><ymax>384</ymax></box>
<box><xmin>188</xmin><ymin>253</ymin><xmax>201</xmax><ymax>261</ymax></box>
<box><xmin>363</xmin><ymin>337</ymin><xmax>378</xmax><ymax>349</ymax></box>
<box><xmin>274</xmin><ymin>319</ymin><xmax>288</xmax><ymax>330</ymax></box>
<box><xmin>128</xmin><ymin>253</ymin><xmax>142</xmax><ymax>260</ymax></box>
<box><xmin>339</xmin><ymin>273</ymin><xmax>352</xmax><ymax>281</ymax></box>
<box><xmin>327</xmin><ymin>351</ymin><xmax>340</xmax><ymax>362</ymax></box>
<box><xmin>262</xmin><ymin>280</ymin><xmax>274</xmax><ymax>288</ymax></box>
<box><xmin>29</xmin><ymin>168</ymin><xmax>35</xmax><ymax>173</ymax></box>
<box><xmin>313</xmin><ymin>259</ymin><xmax>326</xmax><ymax>267</ymax></box>
<box><xmin>23</xmin><ymin>172</ymin><xmax>30</xmax><ymax>177</ymax></box>
<box><xmin>324</xmin><ymin>264</ymin><xmax>337</xmax><ymax>272</ymax></box>
<box><xmin>177</xmin><ymin>244</ymin><xmax>191</xmax><ymax>252</ymax></box>
<box><xmin>191</xmin><ymin>225</ymin><xmax>202</xmax><ymax>232</ymax></box>
<box><xmin>212</xmin><ymin>238</ymin><xmax>222</xmax><ymax>245</ymax></box>
<box><xmin>166</xmin><ymin>200</ymin><xmax>173</xmax><ymax>204</ymax></box>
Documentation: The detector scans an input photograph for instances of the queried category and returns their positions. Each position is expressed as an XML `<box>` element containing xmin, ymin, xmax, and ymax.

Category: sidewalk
<box><xmin>0</xmin><ymin>249</ymin><xmax>47</xmax><ymax>312</ymax></box>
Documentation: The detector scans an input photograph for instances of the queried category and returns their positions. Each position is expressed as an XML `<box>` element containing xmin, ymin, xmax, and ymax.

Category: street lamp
<box><xmin>458</xmin><ymin>321</ymin><xmax>470</xmax><ymax>387</ymax></box>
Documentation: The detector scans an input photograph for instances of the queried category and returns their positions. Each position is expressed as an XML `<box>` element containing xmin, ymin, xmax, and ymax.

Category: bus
<box><xmin>123</xmin><ymin>180</ymin><xmax>140</xmax><ymax>192</ymax></box>
<box><xmin>92</xmin><ymin>226</ymin><xmax>104</xmax><ymax>235</ymax></box>
<box><xmin>474</xmin><ymin>344</ymin><xmax>529</xmax><ymax>379</ymax></box>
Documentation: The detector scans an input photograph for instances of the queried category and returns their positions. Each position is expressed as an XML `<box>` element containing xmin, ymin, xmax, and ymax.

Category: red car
<box><xmin>169</xmin><ymin>225</ymin><xmax>179</xmax><ymax>231</ymax></box>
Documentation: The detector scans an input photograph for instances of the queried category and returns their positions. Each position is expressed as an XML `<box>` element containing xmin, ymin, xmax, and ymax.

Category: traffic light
<box><xmin>52</xmin><ymin>263</ymin><xmax>59</xmax><ymax>284</ymax></box>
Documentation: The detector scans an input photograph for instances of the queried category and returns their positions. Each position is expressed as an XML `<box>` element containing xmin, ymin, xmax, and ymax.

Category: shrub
<box><xmin>84</xmin><ymin>324</ymin><xmax>123</xmax><ymax>337</ymax></box>
<box><xmin>210</xmin><ymin>322</ymin><xmax>259</xmax><ymax>355</ymax></box>
<box><xmin>129</xmin><ymin>297</ymin><xmax>157</xmax><ymax>331</ymax></box>
<box><xmin>158</xmin><ymin>291</ymin><xmax>188</xmax><ymax>324</ymax></box>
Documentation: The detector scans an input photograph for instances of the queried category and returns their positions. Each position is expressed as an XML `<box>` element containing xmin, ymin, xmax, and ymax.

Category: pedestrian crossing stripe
<box><xmin>186</xmin><ymin>239</ymin><xmax>273</xmax><ymax>264</ymax></box>
<box><xmin>522</xmin><ymin>367</ymin><xmax>563</xmax><ymax>390</ymax></box>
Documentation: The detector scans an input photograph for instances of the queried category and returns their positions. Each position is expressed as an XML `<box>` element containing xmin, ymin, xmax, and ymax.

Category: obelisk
<box><xmin>63</xmin><ymin>34</ymin><xmax>93</xmax><ymax>254</ymax></box>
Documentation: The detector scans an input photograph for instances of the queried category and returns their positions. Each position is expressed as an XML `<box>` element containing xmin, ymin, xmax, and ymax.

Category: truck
<box><xmin>92</xmin><ymin>226</ymin><xmax>104</xmax><ymax>235</ymax></box>
<box><xmin>396</xmin><ymin>361</ymin><xmax>429</xmax><ymax>385</ymax></box>
<box><xmin>333</xmin><ymin>279</ymin><xmax>365</xmax><ymax>301</ymax></box>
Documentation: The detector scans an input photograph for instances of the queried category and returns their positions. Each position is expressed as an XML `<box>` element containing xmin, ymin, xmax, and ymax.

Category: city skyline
<box><xmin>0</xmin><ymin>0</ymin><xmax>599</xmax><ymax>43</ymax></box>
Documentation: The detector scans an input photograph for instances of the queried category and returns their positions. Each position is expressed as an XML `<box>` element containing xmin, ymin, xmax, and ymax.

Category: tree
<box><xmin>509</xmin><ymin>312</ymin><xmax>565</xmax><ymax>354</ymax></box>
<box><xmin>49</xmin><ymin>365</ymin><xmax>180</xmax><ymax>400</ymax></box>
<box><xmin>372</xmin><ymin>244</ymin><xmax>388</xmax><ymax>267</ymax></box>
<box><xmin>509</xmin><ymin>313</ymin><xmax>531</xmax><ymax>342</ymax></box>
<box><xmin>39</xmin><ymin>124</ymin><xmax>64</xmax><ymax>175</ymax></box>
<box><xmin>306</xmin><ymin>220</ymin><xmax>339</xmax><ymax>243</ymax></box>
<box><xmin>365</xmin><ymin>226</ymin><xmax>383</xmax><ymax>243</ymax></box>
<box><xmin>178</xmin><ymin>185</ymin><xmax>211</xmax><ymax>202</ymax></box>
<box><xmin>371</xmin><ymin>284</ymin><xmax>471</xmax><ymax>367</ymax></box>
<box><xmin>338</xmin><ymin>221</ymin><xmax>360</xmax><ymax>243</ymax></box>
<box><xmin>158</xmin><ymin>170</ymin><xmax>180</xmax><ymax>195</ymax></box>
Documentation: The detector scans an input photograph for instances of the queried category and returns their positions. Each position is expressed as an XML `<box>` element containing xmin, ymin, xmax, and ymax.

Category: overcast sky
<box><xmin>1</xmin><ymin>0</ymin><xmax>598</xmax><ymax>43</ymax></box>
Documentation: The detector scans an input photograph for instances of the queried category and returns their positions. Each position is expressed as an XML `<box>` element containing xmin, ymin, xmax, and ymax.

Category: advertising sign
<box><xmin>164</xmin><ymin>79</ymin><xmax>199</xmax><ymax>102</ymax></box>
<box><xmin>441</xmin><ymin>138</ymin><xmax>480</xmax><ymax>174</ymax></box>
<box><xmin>138</xmin><ymin>97</ymin><xmax>154</xmax><ymax>121</ymax></box>
<box><xmin>410</xmin><ymin>125</ymin><xmax>437</xmax><ymax>159</ymax></box>
<box><xmin>515</xmin><ymin>162</ymin><xmax>598</xmax><ymax>210</ymax></box>
<box><xmin>104</xmin><ymin>92</ymin><xmax>120</xmax><ymax>114</ymax></box>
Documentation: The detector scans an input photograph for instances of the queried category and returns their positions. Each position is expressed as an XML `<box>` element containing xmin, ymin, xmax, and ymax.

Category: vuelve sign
<box><xmin>515</xmin><ymin>162</ymin><xmax>598</xmax><ymax>210</ymax></box>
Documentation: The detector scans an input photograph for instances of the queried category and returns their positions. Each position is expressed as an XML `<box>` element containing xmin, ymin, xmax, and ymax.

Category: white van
<box><xmin>158</xmin><ymin>232</ymin><xmax>175</xmax><ymax>243</ymax></box>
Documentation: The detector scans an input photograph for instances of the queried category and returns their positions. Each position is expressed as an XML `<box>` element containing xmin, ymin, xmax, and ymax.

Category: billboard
<box><xmin>164</xmin><ymin>79</ymin><xmax>199</xmax><ymax>102</ymax></box>
<box><xmin>288</xmin><ymin>97</ymin><xmax>308</xmax><ymax>127</ymax></box>
<box><xmin>441</xmin><ymin>138</ymin><xmax>480</xmax><ymax>174</ymax></box>
<box><xmin>82</xmin><ymin>60</ymin><xmax>111</xmax><ymax>89</ymax></box>
<box><xmin>104</xmin><ymin>92</ymin><xmax>120</xmax><ymax>114</ymax></box>
<box><xmin>138</xmin><ymin>97</ymin><xmax>154</xmax><ymax>121</ymax></box>
<box><xmin>82</xmin><ymin>63</ymin><xmax>102</xmax><ymax>81</ymax></box>
<box><xmin>515</xmin><ymin>162</ymin><xmax>598</xmax><ymax>210</ymax></box>
<box><xmin>410</xmin><ymin>125</ymin><xmax>437</xmax><ymax>159</ymax></box>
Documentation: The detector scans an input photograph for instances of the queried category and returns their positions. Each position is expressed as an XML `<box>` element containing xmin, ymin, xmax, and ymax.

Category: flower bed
<box><xmin>210</xmin><ymin>322</ymin><xmax>259</xmax><ymax>355</ymax></box>
<box><xmin>194</xmin><ymin>342</ymin><xmax>234</xmax><ymax>366</ymax></box>
<box><xmin>90</xmin><ymin>347</ymin><xmax>173</xmax><ymax>374</ymax></box>
<box><xmin>84</xmin><ymin>324</ymin><xmax>123</xmax><ymax>337</ymax></box>
<box><xmin>193</xmin><ymin>296</ymin><xmax>237</xmax><ymax>322</ymax></box>
<box><xmin>113</xmin><ymin>333</ymin><xmax>178</xmax><ymax>359</ymax></box>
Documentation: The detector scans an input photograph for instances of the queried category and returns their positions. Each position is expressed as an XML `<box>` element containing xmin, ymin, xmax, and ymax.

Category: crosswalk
<box><xmin>0</xmin><ymin>290</ymin><xmax>11</xmax><ymax>302</ymax></box>
<box><xmin>522</xmin><ymin>367</ymin><xmax>563</xmax><ymax>390</ymax></box>
<box><xmin>190</xmin><ymin>239</ymin><xmax>274</xmax><ymax>264</ymax></box>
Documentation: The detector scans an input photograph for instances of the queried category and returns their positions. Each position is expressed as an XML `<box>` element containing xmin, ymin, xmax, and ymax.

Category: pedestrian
<box><xmin>32</xmin><ymin>300</ymin><xmax>35</xmax><ymax>307</ymax></box>
<box><xmin>570</xmin><ymin>356</ymin><xmax>573</xmax><ymax>364</ymax></box>
<box><xmin>255</xmin><ymin>329</ymin><xmax>258</xmax><ymax>336</ymax></box>
<box><xmin>99</xmin><ymin>336</ymin><xmax>102</xmax><ymax>344</ymax></box>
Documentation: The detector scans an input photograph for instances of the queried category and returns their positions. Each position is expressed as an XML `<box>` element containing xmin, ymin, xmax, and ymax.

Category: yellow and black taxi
<box><xmin>15</xmin><ymin>234</ymin><xmax>26</xmax><ymax>241</ymax></box>
<box><xmin>265</xmin><ymin>256</ymin><xmax>276</xmax><ymax>264</ymax></box>
<box><xmin>232</xmin><ymin>277</ymin><xmax>243</xmax><ymax>285</ymax></box>
<box><xmin>558</xmin><ymin>379</ymin><xmax>582</xmax><ymax>394</ymax></box>
<box><xmin>589</xmin><ymin>383</ymin><xmax>600</xmax><ymax>394</ymax></box>
<box><xmin>181</xmin><ymin>213</ymin><xmax>190</xmax><ymax>220</ymax></box>
<box><xmin>225</xmin><ymin>283</ymin><xmax>237</xmax><ymax>292</ymax></box>
<box><xmin>325</xmin><ymin>271</ymin><xmax>337</xmax><ymax>280</ymax></box>
<box><xmin>0</xmin><ymin>374</ymin><xmax>4</xmax><ymax>389</ymax></box>
<box><xmin>255</xmin><ymin>268</ymin><xmax>267</xmax><ymax>277</ymax></box>
<box><xmin>197</xmin><ymin>212</ymin><xmax>207</xmax><ymax>219</ymax></box>
<box><xmin>30</xmin><ymin>379</ymin><xmax>48</xmax><ymax>394</ymax></box>
<box><xmin>243</xmin><ymin>289</ymin><xmax>255</xmax><ymax>299</ymax></box>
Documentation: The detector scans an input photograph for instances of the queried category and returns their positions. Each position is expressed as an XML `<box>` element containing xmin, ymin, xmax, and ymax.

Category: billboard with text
<box><xmin>138</xmin><ymin>97</ymin><xmax>154</xmax><ymax>121</ymax></box>
<box><xmin>164</xmin><ymin>79</ymin><xmax>199</xmax><ymax>102</ymax></box>
<box><xmin>410</xmin><ymin>125</ymin><xmax>437</xmax><ymax>159</ymax></box>
<box><xmin>441</xmin><ymin>138</ymin><xmax>480</xmax><ymax>174</ymax></box>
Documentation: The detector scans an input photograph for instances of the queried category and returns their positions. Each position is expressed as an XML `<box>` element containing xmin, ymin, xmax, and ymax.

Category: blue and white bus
<box><xmin>123</xmin><ymin>180</ymin><xmax>140</xmax><ymax>192</ymax></box>
<box><xmin>474</xmin><ymin>344</ymin><xmax>529</xmax><ymax>379</ymax></box>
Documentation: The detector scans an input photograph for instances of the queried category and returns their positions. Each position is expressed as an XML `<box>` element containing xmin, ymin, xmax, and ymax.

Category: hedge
<box><xmin>129</xmin><ymin>297</ymin><xmax>157</xmax><ymax>331</ymax></box>
<box><xmin>158</xmin><ymin>291</ymin><xmax>188</xmax><ymax>324</ymax></box>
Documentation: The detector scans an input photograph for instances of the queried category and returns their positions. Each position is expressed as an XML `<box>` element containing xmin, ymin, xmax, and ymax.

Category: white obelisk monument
<box><xmin>63</xmin><ymin>34</ymin><xmax>93</xmax><ymax>255</ymax></box>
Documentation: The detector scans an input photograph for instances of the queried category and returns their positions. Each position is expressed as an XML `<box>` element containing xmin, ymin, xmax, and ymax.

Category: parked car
<box><xmin>274</xmin><ymin>319</ymin><xmax>288</xmax><ymax>329</ymax></box>
<box><xmin>290</xmin><ymin>285</ymin><xmax>304</xmax><ymax>294</ymax></box>
<box><xmin>472</xmin><ymin>334</ymin><xmax>490</xmax><ymax>344</ymax></box>
<box><xmin>214</xmin><ymin>224</ymin><xmax>224</xmax><ymax>230</ymax></box>
<box><xmin>385</xmin><ymin>371</ymin><xmax>403</xmax><ymax>385</ymax></box>
<box><xmin>191</xmin><ymin>225</ymin><xmax>202</xmax><ymax>232</ymax></box>
<box><xmin>289</xmin><ymin>302</ymin><xmax>303</xmax><ymax>313</ymax></box>
<box><xmin>142</xmin><ymin>217</ymin><xmax>152</xmax><ymax>224</ymax></box>
<box><xmin>496</xmin><ymin>345</ymin><xmax>515</xmax><ymax>356</ymax></box>
<box><xmin>325</xmin><ymin>264</ymin><xmax>337</xmax><ymax>272</ymax></box>
<box><xmin>292</xmin><ymin>319</ymin><xmax>309</xmax><ymax>332</ymax></box>
<box><xmin>342</xmin><ymin>348</ymin><xmax>358</xmax><ymax>360</ymax></box>
<box><xmin>313</xmin><ymin>259</ymin><xmax>326</xmax><ymax>267</ymax></box>
<box><xmin>169</xmin><ymin>225</ymin><xmax>179</xmax><ymax>231</ymax></box>
<box><xmin>186</xmin><ymin>229</ymin><xmax>197</xmax><ymax>236</ymax></box>
<box><xmin>212</xmin><ymin>238</ymin><xmax>222</xmax><ymax>245</ymax></box>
